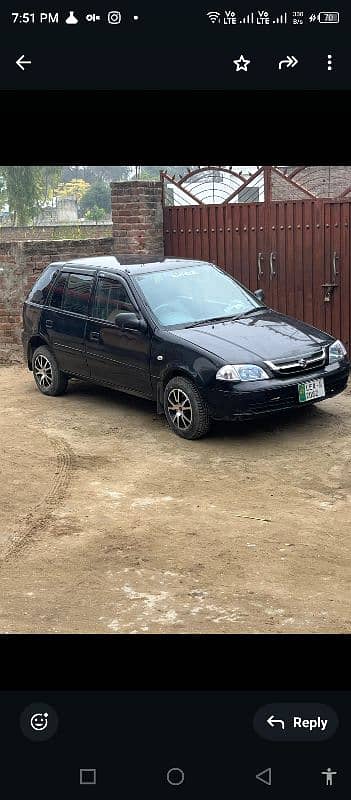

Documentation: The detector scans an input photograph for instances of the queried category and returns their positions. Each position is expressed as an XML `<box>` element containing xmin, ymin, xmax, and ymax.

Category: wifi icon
<box><xmin>207</xmin><ymin>10</ymin><xmax>221</xmax><ymax>23</ymax></box>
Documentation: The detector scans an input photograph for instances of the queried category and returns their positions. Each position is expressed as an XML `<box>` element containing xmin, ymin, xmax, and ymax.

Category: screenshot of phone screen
<box><xmin>0</xmin><ymin>2</ymin><xmax>350</xmax><ymax>798</ymax></box>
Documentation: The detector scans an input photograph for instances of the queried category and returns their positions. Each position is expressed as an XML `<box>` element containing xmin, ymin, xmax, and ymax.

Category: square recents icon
<box><xmin>80</xmin><ymin>768</ymin><xmax>97</xmax><ymax>785</ymax></box>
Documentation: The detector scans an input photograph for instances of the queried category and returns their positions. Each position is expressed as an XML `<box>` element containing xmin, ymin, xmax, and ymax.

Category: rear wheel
<box><xmin>32</xmin><ymin>346</ymin><xmax>68</xmax><ymax>396</ymax></box>
<box><xmin>164</xmin><ymin>376</ymin><xmax>210</xmax><ymax>440</ymax></box>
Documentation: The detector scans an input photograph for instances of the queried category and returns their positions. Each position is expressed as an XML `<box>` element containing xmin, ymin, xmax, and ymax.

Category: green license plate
<box><xmin>298</xmin><ymin>378</ymin><xmax>325</xmax><ymax>403</ymax></box>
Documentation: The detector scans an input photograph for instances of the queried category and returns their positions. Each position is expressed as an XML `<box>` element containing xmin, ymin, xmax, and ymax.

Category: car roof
<box><xmin>56</xmin><ymin>256</ymin><xmax>214</xmax><ymax>276</ymax></box>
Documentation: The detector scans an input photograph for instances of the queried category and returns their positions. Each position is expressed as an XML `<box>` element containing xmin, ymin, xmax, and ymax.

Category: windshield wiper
<box><xmin>235</xmin><ymin>306</ymin><xmax>268</xmax><ymax>318</ymax></box>
<box><xmin>184</xmin><ymin>314</ymin><xmax>241</xmax><ymax>328</ymax></box>
<box><xmin>184</xmin><ymin>308</ymin><xmax>267</xmax><ymax>328</ymax></box>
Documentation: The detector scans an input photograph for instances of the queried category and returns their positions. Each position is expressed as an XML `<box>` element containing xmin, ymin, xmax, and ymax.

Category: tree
<box><xmin>0</xmin><ymin>174</ymin><xmax>7</xmax><ymax>211</ymax></box>
<box><xmin>84</xmin><ymin>207</ymin><xmax>107</xmax><ymax>224</ymax></box>
<box><xmin>133</xmin><ymin>166</ymin><xmax>197</xmax><ymax>180</ymax></box>
<box><xmin>55</xmin><ymin>178</ymin><xmax>90</xmax><ymax>203</ymax></box>
<box><xmin>79</xmin><ymin>181</ymin><xmax>111</xmax><ymax>215</ymax></box>
<box><xmin>40</xmin><ymin>166</ymin><xmax>62</xmax><ymax>204</ymax></box>
<box><xmin>0</xmin><ymin>166</ymin><xmax>44</xmax><ymax>225</ymax></box>
<box><xmin>60</xmin><ymin>165</ymin><xmax>132</xmax><ymax>184</ymax></box>
<box><xmin>0</xmin><ymin>165</ymin><xmax>65</xmax><ymax>223</ymax></box>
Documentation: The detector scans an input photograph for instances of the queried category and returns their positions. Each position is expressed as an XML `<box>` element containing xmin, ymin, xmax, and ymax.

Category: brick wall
<box><xmin>111</xmin><ymin>181</ymin><xmax>164</xmax><ymax>263</ymax></box>
<box><xmin>0</xmin><ymin>224</ymin><xmax>112</xmax><ymax>242</ymax></box>
<box><xmin>0</xmin><ymin>237</ymin><xmax>114</xmax><ymax>364</ymax></box>
<box><xmin>272</xmin><ymin>166</ymin><xmax>351</xmax><ymax>201</ymax></box>
<box><xmin>0</xmin><ymin>181</ymin><xmax>165</xmax><ymax>364</ymax></box>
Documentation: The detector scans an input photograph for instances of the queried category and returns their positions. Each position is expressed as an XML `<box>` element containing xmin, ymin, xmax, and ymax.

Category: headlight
<box><xmin>216</xmin><ymin>364</ymin><xmax>269</xmax><ymax>382</ymax></box>
<box><xmin>329</xmin><ymin>339</ymin><xmax>347</xmax><ymax>363</ymax></box>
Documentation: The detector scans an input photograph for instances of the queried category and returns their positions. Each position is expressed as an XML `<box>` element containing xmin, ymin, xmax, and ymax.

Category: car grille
<box><xmin>265</xmin><ymin>347</ymin><xmax>327</xmax><ymax>377</ymax></box>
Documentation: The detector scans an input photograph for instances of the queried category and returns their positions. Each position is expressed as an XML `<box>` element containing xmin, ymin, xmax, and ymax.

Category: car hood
<box><xmin>171</xmin><ymin>308</ymin><xmax>333</xmax><ymax>363</ymax></box>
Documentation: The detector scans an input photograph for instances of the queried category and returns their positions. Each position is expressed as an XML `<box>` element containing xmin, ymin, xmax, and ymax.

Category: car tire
<box><xmin>164</xmin><ymin>376</ymin><xmax>210</xmax><ymax>440</ymax></box>
<box><xmin>32</xmin><ymin>346</ymin><xmax>68</xmax><ymax>396</ymax></box>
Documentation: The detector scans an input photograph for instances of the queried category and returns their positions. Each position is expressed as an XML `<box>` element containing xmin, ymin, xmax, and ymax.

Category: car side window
<box><xmin>93</xmin><ymin>277</ymin><xmax>136</xmax><ymax>323</ymax></box>
<box><xmin>49</xmin><ymin>272</ymin><xmax>68</xmax><ymax>309</ymax></box>
<box><xmin>62</xmin><ymin>273</ymin><xmax>94</xmax><ymax>316</ymax></box>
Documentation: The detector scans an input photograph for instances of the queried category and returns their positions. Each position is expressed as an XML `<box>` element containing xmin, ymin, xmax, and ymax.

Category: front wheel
<box><xmin>164</xmin><ymin>376</ymin><xmax>210</xmax><ymax>440</ymax></box>
<box><xmin>32</xmin><ymin>346</ymin><xmax>68</xmax><ymax>396</ymax></box>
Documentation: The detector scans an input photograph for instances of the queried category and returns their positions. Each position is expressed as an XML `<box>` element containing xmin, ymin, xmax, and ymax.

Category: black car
<box><xmin>22</xmin><ymin>256</ymin><xmax>350</xmax><ymax>439</ymax></box>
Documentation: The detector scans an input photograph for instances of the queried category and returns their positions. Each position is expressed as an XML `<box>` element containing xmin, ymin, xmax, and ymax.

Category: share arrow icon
<box><xmin>256</xmin><ymin>767</ymin><xmax>272</xmax><ymax>786</ymax></box>
<box><xmin>278</xmin><ymin>55</ymin><xmax>298</xmax><ymax>69</ymax></box>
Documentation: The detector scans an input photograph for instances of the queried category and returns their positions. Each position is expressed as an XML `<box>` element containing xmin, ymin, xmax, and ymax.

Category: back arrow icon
<box><xmin>16</xmin><ymin>55</ymin><xmax>32</xmax><ymax>71</ymax></box>
<box><xmin>256</xmin><ymin>768</ymin><xmax>272</xmax><ymax>786</ymax></box>
<box><xmin>278</xmin><ymin>55</ymin><xmax>298</xmax><ymax>70</ymax></box>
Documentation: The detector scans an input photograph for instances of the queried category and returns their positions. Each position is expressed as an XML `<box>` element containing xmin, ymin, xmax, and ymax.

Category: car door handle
<box><xmin>45</xmin><ymin>319</ymin><xmax>53</xmax><ymax>328</ymax></box>
<box><xmin>89</xmin><ymin>331</ymin><xmax>100</xmax><ymax>342</ymax></box>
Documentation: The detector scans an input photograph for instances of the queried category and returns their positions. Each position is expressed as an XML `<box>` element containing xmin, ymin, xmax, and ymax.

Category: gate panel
<box><xmin>266</xmin><ymin>202</ymin><xmax>279</xmax><ymax>311</ymax></box>
<box><xmin>193</xmin><ymin>206</ymin><xmax>202</xmax><ymax>261</ymax></box>
<box><xmin>163</xmin><ymin>198</ymin><xmax>348</xmax><ymax>348</ymax></box>
<box><xmin>324</xmin><ymin>203</ymin><xmax>332</xmax><ymax>336</ymax></box>
<box><xmin>302</xmin><ymin>201</ymin><xmax>313</xmax><ymax>326</ymax></box>
<box><xmin>330</xmin><ymin>203</ymin><xmax>342</xmax><ymax>342</ymax></box>
<box><xmin>285</xmin><ymin>202</ymin><xmax>296</xmax><ymax>318</ymax></box>
<box><xmin>223</xmin><ymin>205</ymin><xmax>233</xmax><ymax>276</ymax></box>
<box><xmin>232</xmin><ymin>204</ymin><xmax>242</xmax><ymax>282</ymax></box>
<box><xmin>312</xmin><ymin>202</ymin><xmax>325</xmax><ymax>335</ymax></box>
<box><xmin>340</xmin><ymin>203</ymin><xmax>350</xmax><ymax>352</ymax></box>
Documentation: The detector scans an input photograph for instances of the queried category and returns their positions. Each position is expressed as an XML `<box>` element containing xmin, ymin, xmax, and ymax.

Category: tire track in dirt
<box><xmin>0</xmin><ymin>434</ymin><xmax>74</xmax><ymax>561</ymax></box>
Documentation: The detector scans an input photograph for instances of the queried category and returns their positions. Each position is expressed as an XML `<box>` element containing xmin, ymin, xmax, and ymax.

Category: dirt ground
<box><xmin>0</xmin><ymin>365</ymin><xmax>350</xmax><ymax>634</ymax></box>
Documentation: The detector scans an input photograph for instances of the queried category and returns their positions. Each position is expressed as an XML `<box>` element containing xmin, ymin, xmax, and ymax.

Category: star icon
<box><xmin>233</xmin><ymin>54</ymin><xmax>251</xmax><ymax>72</ymax></box>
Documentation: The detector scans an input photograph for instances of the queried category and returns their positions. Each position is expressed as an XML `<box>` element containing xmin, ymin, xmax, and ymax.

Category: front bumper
<box><xmin>206</xmin><ymin>361</ymin><xmax>350</xmax><ymax>421</ymax></box>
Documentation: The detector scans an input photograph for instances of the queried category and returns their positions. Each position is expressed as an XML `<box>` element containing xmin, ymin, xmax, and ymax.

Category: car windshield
<box><xmin>135</xmin><ymin>263</ymin><xmax>263</xmax><ymax>327</ymax></box>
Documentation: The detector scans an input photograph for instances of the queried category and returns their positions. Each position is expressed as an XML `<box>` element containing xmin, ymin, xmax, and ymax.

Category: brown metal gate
<box><xmin>162</xmin><ymin>167</ymin><xmax>351</xmax><ymax>351</ymax></box>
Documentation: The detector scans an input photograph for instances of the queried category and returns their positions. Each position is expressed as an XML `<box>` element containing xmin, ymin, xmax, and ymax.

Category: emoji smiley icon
<box><xmin>30</xmin><ymin>712</ymin><xmax>49</xmax><ymax>732</ymax></box>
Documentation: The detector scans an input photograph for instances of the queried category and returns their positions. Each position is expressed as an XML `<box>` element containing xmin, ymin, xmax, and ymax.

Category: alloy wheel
<box><xmin>167</xmin><ymin>388</ymin><xmax>193</xmax><ymax>430</ymax></box>
<box><xmin>34</xmin><ymin>354</ymin><xmax>54</xmax><ymax>389</ymax></box>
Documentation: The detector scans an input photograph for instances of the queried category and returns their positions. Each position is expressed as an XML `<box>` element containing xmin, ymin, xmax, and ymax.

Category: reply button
<box><xmin>253</xmin><ymin>703</ymin><xmax>339</xmax><ymax>741</ymax></box>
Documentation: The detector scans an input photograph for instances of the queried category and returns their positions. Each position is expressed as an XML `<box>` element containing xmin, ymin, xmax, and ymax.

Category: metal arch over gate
<box><xmin>161</xmin><ymin>166</ymin><xmax>351</xmax><ymax>351</ymax></box>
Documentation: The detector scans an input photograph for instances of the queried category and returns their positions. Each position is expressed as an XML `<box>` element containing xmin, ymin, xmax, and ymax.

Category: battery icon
<box><xmin>318</xmin><ymin>11</ymin><xmax>340</xmax><ymax>22</ymax></box>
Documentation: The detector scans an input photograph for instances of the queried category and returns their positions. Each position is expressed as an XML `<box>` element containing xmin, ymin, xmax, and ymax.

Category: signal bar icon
<box><xmin>207</xmin><ymin>10</ymin><xmax>221</xmax><ymax>23</ymax></box>
<box><xmin>272</xmin><ymin>12</ymin><xmax>288</xmax><ymax>23</ymax></box>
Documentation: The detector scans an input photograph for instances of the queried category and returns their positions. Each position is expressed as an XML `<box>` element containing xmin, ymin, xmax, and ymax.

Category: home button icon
<box><xmin>166</xmin><ymin>767</ymin><xmax>185</xmax><ymax>786</ymax></box>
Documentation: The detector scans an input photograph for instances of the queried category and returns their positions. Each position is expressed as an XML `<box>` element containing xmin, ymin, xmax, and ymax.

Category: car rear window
<box><xmin>27</xmin><ymin>265</ymin><xmax>59</xmax><ymax>305</ymax></box>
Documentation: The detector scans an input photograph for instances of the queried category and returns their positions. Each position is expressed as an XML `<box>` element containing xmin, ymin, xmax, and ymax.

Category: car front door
<box><xmin>85</xmin><ymin>274</ymin><xmax>152</xmax><ymax>397</ymax></box>
<box><xmin>42</xmin><ymin>270</ymin><xmax>94</xmax><ymax>376</ymax></box>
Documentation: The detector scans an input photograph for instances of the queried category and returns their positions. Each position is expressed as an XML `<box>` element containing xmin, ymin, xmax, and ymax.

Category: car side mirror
<box><xmin>254</xmin><ymin>289</ymin><xmax>265</xmax><ymax>302</ymax></box>
<box><xmin>115</xmin><ymin>312</ymin><xmax>147</xmax><ymax>333</ymax></box>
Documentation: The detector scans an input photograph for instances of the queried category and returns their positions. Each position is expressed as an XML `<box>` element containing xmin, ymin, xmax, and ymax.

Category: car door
<box><xmin>85</xmin><ymin>273</ymin><xmax>152</xmax><ymax>398</ymax></box>
<box><xmin>42</xmin><ymin>270</ymin><xmax>94</xmax><ymax>376</ymax></box>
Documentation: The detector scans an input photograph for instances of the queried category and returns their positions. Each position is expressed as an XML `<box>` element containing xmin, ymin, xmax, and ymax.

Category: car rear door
<box><xmin>42</xmin><ymin>270</ymin><xmax>94</xmax><ymax>376</ymax></box>
<box><xmin>85</xmin><ymin>273</ymin><xmax>152</xmax><ymax>397</ymax></box>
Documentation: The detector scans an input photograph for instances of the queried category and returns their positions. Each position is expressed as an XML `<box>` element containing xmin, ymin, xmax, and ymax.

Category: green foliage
<box><xmin>0</xmin><ymin>166</ymin><xmax>43</xmax><ymax>224</ymax></box>
<box><xmin>79</xmin><ymin>181</ymin><xmax>111</xmax><ymax>215</ymax></box>
<box><xmin>0</xmin><ymin>174</ymin><xmax>7</xmax><ymax>211</ymax></box>
<box><xmin>84</xmin><ymin>207</ymin><xmax>107</xmax><ymax>224</ymax></box>
<box><xmin>0</xmin><ymin>165</ymin><xmax>63</xmax><ymax>224</ymax></box>
<box><xmin>134</xmin><ymin>166</ymin><xmax>196</xmax><ymax>180</ymax></box>
<box><xmin>61</xmin><ymin>165</ymin><xmax>131</xmax><ymax>184</ymax></box>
